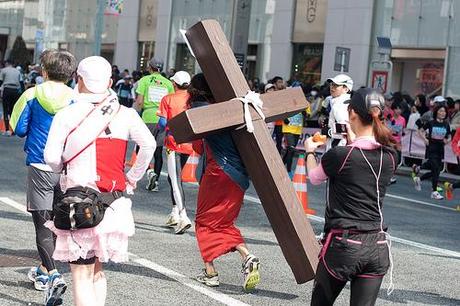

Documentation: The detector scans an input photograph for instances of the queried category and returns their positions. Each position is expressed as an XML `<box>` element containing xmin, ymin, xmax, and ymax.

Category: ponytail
<box><xmin>370</xmin><ymin>107</ymin><xmax>396</xmax><ymax>147</ymax></box>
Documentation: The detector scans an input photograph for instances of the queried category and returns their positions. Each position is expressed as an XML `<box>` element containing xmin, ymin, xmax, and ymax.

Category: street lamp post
<box><xmin>93</xmin><ymin>0</ymin><xmax>105</xmax><ymax>56</ymax></box>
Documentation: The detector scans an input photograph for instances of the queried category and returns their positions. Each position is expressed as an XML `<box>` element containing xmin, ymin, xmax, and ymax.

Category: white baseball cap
<box><xmin>264</xmin><ymin>83</ymin><xmax>275</xmax><ymax>92</ymax></box>
<box><xmin>77</xmin><ymin>56</ymin><xmax>112</xmax><ymax>94</ymax></box>
<box><xmin>170</xmin><ymin>71</ymin><xmax>191</xmax><ymax>86</ymax></box>
<box><xmin>327</xmin><ymin>74</ymin><xmax>354</xmax><ymax>91</ymax></box>
<box><xmin>433</xmin><ymin>95</ymin><xmax>446</xmax><ymax>103</ymax></box>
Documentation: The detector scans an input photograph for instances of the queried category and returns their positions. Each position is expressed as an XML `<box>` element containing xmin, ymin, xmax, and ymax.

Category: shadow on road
<box><xmin>216</xmin><ymin>282</ymin><xmax>299</xmax><ymax>301</ymax></box>
<box><xmin>0</xmin><ymin>210</ymin><xmax>30</xmax><ymax>223</ymax></box>
<box><xmin>0</xmin><ymin>292</ymin><xmax>42</xmax><ymax>306</ymax></box>
<box><xmin>104</xmin><ymin>261</ymin><xmax>176</xmax><ymax>283</ymax></box>
<box><xmin>378</xmin><ymin>288</ymin><xmax>460</xmax><ymax>305</ymax></box>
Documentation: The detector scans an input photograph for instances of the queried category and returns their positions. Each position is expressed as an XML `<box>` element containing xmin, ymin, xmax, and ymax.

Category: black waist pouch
<box><xmin>53</xmin><ymin>187</ymin><xmax>108</xmax><ymax>230</ymax></box>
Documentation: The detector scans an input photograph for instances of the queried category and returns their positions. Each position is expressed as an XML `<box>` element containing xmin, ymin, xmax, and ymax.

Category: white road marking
<box><xmin>129</xmin><ymin>254</ymin><xmax>251</xmax><ymax>306</ymax></box>
<box><xmin>240</xmin><ymin>195</ymin><xmax>460</xmax><ymax>258</ymax></box>
<box><xmin>386</xmin><ymin>193</ymin><xmax>456</xmax><ymax>211</ymax></box>
<box><xmin>162</xmin><ymin>170</ymin><xmax>456</xmax><ymax>211</ymax></box>
<box><xmin>0</xmin><ymin>197</ymin><xmax>251</xmax><ymax>306</ymax></box>
<box><xmin>0</xmin><ymin>197</ymin><xmax>29</xmax><ymax>214</ymax></box>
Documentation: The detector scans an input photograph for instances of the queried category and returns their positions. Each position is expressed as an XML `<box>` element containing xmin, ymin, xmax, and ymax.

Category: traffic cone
<box><xmin>293</xmin><ymin>154</ymin><xmax>315</xmax><ymax>215</ymax></box>
<box><xmin>181</xmin><ymin>151</ymin><xmax>200</xmax><ymax>183</ymax></box>
<box><xmin>0</xmin><ymin>120</ymin><xmax>5</xmax><ymax>132</ymax></box>
<box><xmin>444</xmin><ymin>182</ymin><xmax>453</xmax><ymax>200</ymax></box>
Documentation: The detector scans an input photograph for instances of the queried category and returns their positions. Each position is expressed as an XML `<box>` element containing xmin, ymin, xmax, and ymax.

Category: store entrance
<box><xmin>0</xmin><ymin>34</ymin><xmax>8</xmax><ymax>61</ymax></box>
<box><xmin>392</xmin><ymin>59</ymin><xmax>444</xmax><ymax>96</ymax></box>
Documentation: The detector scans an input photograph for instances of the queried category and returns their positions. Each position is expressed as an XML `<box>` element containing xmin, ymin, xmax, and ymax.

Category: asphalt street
<box><xmin>0</xmin><ymin>136</ymin><xmax>459</xmax><ymax>306</ymax></box>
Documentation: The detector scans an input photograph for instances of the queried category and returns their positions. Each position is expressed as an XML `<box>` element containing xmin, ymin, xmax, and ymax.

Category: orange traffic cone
<box><xmin>293</xmin><ymin>154</ymin><xmax>315</xmax><ymax>215</ymax></box>
<box><xmin>181</xmin><ymin>151</ymin><xmax>200</xmax><ymax>183</ymax></box>
<box><xmin>0</xmin><ymin>120</ymin><xmax>5</xmax><ymax>132</ymax></box>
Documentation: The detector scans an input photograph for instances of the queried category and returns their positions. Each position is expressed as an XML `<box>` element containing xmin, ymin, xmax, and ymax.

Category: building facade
<box><xmin>0</xmin><ymin>0</ymin><xmax>119</xmax><ymax>64</ymax></box>
<box><xmin>322</xmin><ymin>0</ymin><xmax>460</xmax><ymax>97</ymax></box>
<box><xmin>2</xmin><ymin>0</ymin><xmax>460</xmax><ymax>97</ymax></box>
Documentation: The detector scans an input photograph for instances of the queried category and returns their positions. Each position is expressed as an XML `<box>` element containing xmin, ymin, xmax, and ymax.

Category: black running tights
<box><xmin>136</xmin><ymin>145</ymin><xmax>163</xmax><ymax>180</ymax></box>
<box><xmin>311</xmin><ymin>262</ymin><xmax>383</xmax><ymax>306</ymax></box>
<box><xmin>420</xmin><ymin>156</ymin><xmax>442</xmax><ymax>191</ymax></box>
<box><xmin>283</xmin><ymin>133</ymin><xmax>300</xmax><ymax>173</ymax></box>
<box><xmin>31</xmin><ymin>210</ymin><xmax>56</xmax><ymax>272</ymax></box>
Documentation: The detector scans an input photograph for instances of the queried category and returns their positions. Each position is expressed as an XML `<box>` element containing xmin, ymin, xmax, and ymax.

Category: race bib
<box><xmin>148</xmin><ymin>86</ymin><xmax>168</xmax><ymax>103</ymax></box>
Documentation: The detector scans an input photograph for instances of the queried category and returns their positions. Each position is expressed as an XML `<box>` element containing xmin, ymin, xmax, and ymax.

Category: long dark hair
<box><xmin>187</xmin><ymin>73</ymin><xmax>215</xmax><ymax>108</ymax></box>
<box><xmin>369</xmin><ymin>107</ymin><xmax>397</xmax><ymax>148</ymax></box>
<box><xmin>433</xmin><ymin>105</ymin><xmax>447</xmax><ymax>121</ymax></box>
<box><xmin>349</xmin><ymin>89</ymin><xmax>396</xmax><ymax>148</ymax></box>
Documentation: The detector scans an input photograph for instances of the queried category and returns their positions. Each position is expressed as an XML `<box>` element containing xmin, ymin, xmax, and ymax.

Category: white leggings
<box><xmin>166</xmin><ymin>150</ymin><xmax>189</xmax><ymax>212</ymax></box>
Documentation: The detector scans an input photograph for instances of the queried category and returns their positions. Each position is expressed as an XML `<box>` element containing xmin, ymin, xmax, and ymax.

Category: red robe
<box><xmin>195</xmin><ymin>145</ymin><xmax>245</xmax><ymax>263</ymax></box>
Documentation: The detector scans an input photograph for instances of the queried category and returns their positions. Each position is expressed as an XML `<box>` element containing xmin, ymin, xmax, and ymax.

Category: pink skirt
<box><xmin>45</xmin><ymin>197</ymin><xmax>135</xmax><ymax>263</ymax></box>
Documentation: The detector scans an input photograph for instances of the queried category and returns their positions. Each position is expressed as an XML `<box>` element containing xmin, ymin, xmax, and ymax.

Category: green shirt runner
<box><xmin>136</xmin><ymin>72</ymin><xmax>174</xmax><ymax>124</ymax></box>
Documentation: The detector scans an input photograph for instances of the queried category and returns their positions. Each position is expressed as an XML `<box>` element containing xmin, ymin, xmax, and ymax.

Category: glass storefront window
<box><xmin>419</xmin><ymin>0</ymin><xmax>450</xmax><ymax>46</ymax></box>
<box><xmin>391</xmin><ymin>0</ymin><xmax>421</xmax><ymax>46</ymax></box>
<box><xmin>291</xmin><ymin>43</ymin><xmax>323</xmax><ymax>86</ymax></box>
<box><xmin>138</xmin><ymin>41</ymin><xmax>155</xmax><ymax>71</ymax></box>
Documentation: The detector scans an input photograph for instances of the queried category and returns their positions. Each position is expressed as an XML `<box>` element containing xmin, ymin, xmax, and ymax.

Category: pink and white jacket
<box><xmin>44</xmin><ymin>90</ymin><xmax>155</xmax><ymax>192</ymax></box>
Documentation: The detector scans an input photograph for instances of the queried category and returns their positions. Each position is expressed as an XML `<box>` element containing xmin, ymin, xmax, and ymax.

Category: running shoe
<box><xmin>174</xmin><ymin>215</ymin><xmax>192</xmax><ymax>234</ymax></box>
<box><xmin>45</xmin><ymin>272</ymin><xmax>67</xmax><ymax>306</ymax></box>
<box><xmin>28</xmin><ymin>266</ymin><xmax>48</xmax><ymax>291</ymax></box>
<box><xmin>165</xmin><ymin>213</ymin><xmax>180</xmax><ymax>227</ymax></box>
<box><xmin>152</xmin><ymin>180</ymin><xmax>159</xmax><ymax>192</ymax></box>
<box><xmin>196</xmin><ymin>269</ymin><xmax>219</xmax><ymax>287</ymax></box>
<box><xmin>431</xmin><ymin>191</ymin><xmax>444</xmax><ymax>200</ymax></box>
<box><xmin>413</xmin><ymin>176</ymin><xmax>422</xmax><ymax>191</ymax></box>
<box><xmin>389</xmin><ymin>176</ymin><xmax>397</xmax><ymax>185</ymax></box>
<box><xmin>444</xmin><ymin>182</ymin><xmax>454</xmax><ymax>200</ymax></box>
<box><xmin>242</xmin><ymin>254</ymin><xmax>260</xmax><ymax>293</ymax></box>
<box><xmin>145</xmin><ymin>169</ymin><xmax>157</xmax><ymax>191</ymax></box>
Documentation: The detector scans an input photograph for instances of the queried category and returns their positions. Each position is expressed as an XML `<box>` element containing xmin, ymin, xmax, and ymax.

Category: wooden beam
<box><xmin>186</xmin><ymin>19</ymin><xmax>249</xmax><ymax>102</ymax></box>
<box><xmin>168</xmin><ymin>87</ymin><xmax>307</xmax><ymax>143</ymax></box>
<box><xmin>232</xmin><ymin>120</ymin><xmax>320</xmax><ymax>283</ymax></box>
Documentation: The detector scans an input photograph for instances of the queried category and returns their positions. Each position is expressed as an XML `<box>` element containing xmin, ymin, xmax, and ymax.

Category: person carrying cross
<box><xmin>187</xmin><ymin>73</ymin><xmax>260</xmax><ymax>292</ymax></box>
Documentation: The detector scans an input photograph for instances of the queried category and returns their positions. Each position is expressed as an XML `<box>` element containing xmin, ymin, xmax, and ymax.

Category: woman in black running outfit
<box><xmin>305</xmin><ymin>88</ymin><xmax>397</xmax><ymax>306</ymax></box>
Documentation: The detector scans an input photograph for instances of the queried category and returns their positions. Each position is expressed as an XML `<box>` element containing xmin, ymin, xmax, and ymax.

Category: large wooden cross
<box><xmin>168</xmin><ymin>20</ymin><xmax>320</xmax><ymax>284</ymax></box>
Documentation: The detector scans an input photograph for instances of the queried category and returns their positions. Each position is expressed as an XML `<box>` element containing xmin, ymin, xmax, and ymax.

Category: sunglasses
<box><xmin>330</xmin><ymin>83</ymin><xmax>344</xmax><ymax>88</ymax></box>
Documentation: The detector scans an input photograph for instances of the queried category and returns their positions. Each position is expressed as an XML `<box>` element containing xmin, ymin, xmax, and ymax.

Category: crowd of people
<box><xmin>0</xmin><ymin>48</ymin><xmax>451</xmax><ymax>306</ymax></box>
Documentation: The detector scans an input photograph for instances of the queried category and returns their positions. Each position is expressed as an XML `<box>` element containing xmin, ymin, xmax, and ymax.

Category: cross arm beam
<box><xmin>168</xmin><ymin>87</ymin><xmax>307</xmax><ymax>143</ymax></box>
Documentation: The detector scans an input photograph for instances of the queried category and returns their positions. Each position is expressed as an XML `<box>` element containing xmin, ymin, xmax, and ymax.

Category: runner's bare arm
<box><xmin>126</xmin><ymin>108</ymin><xmax>156</xmax><ymax>184</ymax></box>
<box><xmin>134</xmin><ymin>94</ymin><xmax>144</xmax><ymax>112</ymax></box>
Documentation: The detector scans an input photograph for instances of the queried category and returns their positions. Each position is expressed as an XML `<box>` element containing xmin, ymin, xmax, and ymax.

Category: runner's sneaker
<box><xmin>145</xmin><ymin>169</ymin><xmax>157</xmax><ymax>191</ymax></box>
<box><xmin>196</xmin><ymin>269</ymin><xmax>219</xmax><ymax>287</ymax></box>
<box><xmin>152</xmin><ymin>180</ymin><xmax>159</xmax><ymax>192</ymax></box>
<box><xmin>389</xmin><ymin>176</ymin><xmax>397</xmax><ymax>185</ymax></box>
<box><xmin>45</xmin><ymin>272</ymin><xmax>67</xmax><ymax>306</ymax></box>
<box><xmin>242</xmin><ymin>254</ymin><xmax>260</xmax><ymax>292</ymax></box>
<box><xmin>431</xmin><ymin>191</ymin><xmax>444</xmax><ymax>200</ymax></box>
<box><xmin>28</xmin><ymin>266</ymin><xmax>49</xmax><ymax>291</ymax></box>
<box><xmin>444</xmin><ymin>182</ymin><xmax>453</xmax><ymax>200</ymax></box>
<box><xmin>413</xmin><ymin>176</ymin><xmax>421</xmax><ymax>191</ymax></box>
<box><xmin>175</xmin><ymin>215</ymin><xmax>192</xmax><ymax>234</ymax></box>
<box><xmin>165</xmin><ymin>213</ymin><xmax>180</xmax><ymax>227</ymax></box>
